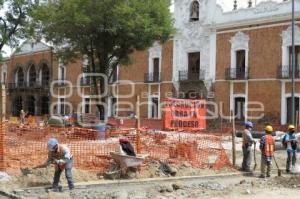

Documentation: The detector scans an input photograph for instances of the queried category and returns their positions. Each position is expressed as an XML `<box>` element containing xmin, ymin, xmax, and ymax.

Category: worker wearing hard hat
<box><xmin>33</xmin><ymin>138</ymin><xmax>75</xmax><ymax>191</ymax></box>
<box><xmin>259</xmin><ymin>125</ymin><xmax>275</xmax><ymax>178</ymax></box>
<box><xmin>241</xmin><ymin>121</ymin><xmax>255</xmax><ymax>172</ymax></box>
<box><xmin>282</xmin><ymin>125</ymin><xmax>298</xmax><ymax>173</ymax></box>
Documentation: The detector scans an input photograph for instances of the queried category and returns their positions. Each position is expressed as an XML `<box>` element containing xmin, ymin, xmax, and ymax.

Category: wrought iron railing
<box><xmin>225</xmin><ymin>67</ymin><xmax>249</xmax><ymax>80</ymax></box>
<box><xmin>178</xmin><ymin>70</ymin><xmax>205</xmax><ymax>81</ymax></box>
<box><xmin>278</xmin><ymin>65</ymin><xmax>300</xmax><ymax>79</ymax></box>
<box><xmin>144</xmin><ymin>72</ymin><xmax>161</xmax><ymax>83</ymax></box>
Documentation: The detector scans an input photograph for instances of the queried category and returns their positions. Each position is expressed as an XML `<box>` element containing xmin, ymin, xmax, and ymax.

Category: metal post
<box><xmin>0</xmin><ymin>64</ymin><xmax>3</xmax><ymax>171</ymax></box>
<box><xmin>291</xmin><ymin>0</ymin><xmax>296</xmax><ymax>125</ymax></box>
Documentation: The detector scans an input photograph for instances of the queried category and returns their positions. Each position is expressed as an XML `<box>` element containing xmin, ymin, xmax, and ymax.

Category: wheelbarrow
<box><xmin>110</xmin><ymin>152</ymin><xmax>148</xmax><ymax>168</ymax></box>
<box><xmin>105</xmin><ymin>152</ymin><xmax>148</xmax><ymax>179</ymax></box>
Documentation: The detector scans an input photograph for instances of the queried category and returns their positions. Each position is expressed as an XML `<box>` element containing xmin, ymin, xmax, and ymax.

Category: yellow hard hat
<box><xmin>288</xmin><ymin>125</ymin><xmax>295</xmax><ymax>130</ymax></box>
<box><xmin>265</xmin><ymin>125</ymin><xmax>273</xmax><ymax>133</ymax></box>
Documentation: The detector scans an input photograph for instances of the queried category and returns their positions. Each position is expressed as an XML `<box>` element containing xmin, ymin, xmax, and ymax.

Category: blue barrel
<box><xmin>95</xmin><ymin>124</ymin><xmax>106</xmax><ymax>140</ymax></box>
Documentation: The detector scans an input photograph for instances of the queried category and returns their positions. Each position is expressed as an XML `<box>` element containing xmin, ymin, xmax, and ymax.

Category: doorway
<box><xmin>234</xmin><ymin>97</ymin><xmax>245</xmax><ymax>121</ymax></box>
<box><xmin>286</xmin><ymin>97</ymin><xmax>300</xmax><ymax>124</ymax></box>
<box><xmin>150</xmin><ymin>97</ymin><xmax>159</xmax><ymax>119</ymax></box>
<box><xmin>188</xmin><ymin>52</ymin><xmax>200</xmax><ymax>79</ymax></box>
<box><xmin>27</xmin><ymin>96</ymin><xmax>35</xmax><ymax>116</ymax></box>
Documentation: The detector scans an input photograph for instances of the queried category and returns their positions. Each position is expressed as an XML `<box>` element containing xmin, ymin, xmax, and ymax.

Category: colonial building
<box><xmin>214</xmin><ymin>0</ymin><xmax>300</xmax><ymax>125</ymax></box>
<box><xmin>5</xmin><ymin>39</ymin><xmax>91</xmax><ymax>119</ymax></box>
<box><xmin>3</xmin><ymin>0</ymin><xmax>300</xmax><ymax>126</ymax></box>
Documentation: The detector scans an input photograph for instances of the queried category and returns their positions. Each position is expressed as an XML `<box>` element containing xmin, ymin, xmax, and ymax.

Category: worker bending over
<box><xmin>33</xmin><ymin>138</ymin><xmax>75</xmax><ymax>191</ymax></box>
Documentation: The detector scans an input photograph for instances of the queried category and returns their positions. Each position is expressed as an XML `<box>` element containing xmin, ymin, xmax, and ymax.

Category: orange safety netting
<box><xmin>0</xmin><ymin>122</ymin><xmax>232</xmax><ymax>175</ymax></box>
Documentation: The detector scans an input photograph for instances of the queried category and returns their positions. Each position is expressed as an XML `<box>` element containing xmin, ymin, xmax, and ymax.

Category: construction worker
<box><xmin>33</xmin><ymin>138</ymin><xmax>74</xmax><ymax>191</ymax></box>
<box><xmin>259</xmin><ymin>125</ymin><xmax>275</xmax><ymax>178</ymax></box>
<box><xmin>118</xmin><ymin>137</ymin><xmax>136</xmax><ymax>156</ymax></box>
<box><xmin>283</xmin><ymin>125</ymin><xmax>298</xmax><ymax>173</ymax></box>
<box><xmin>20</xmin><ymin>109</ymin><xmax>25</xmax><ymax>125</ymax></box>
<box><xmin>241</xmin><ymin>121</ymin><xmax>255</xmax><ymax>172</ymax></box>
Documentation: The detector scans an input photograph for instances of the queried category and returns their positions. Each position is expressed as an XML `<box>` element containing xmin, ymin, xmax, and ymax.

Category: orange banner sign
<box><xmin>163</xmin><ymin>98</ymin><xmax>206</xmax><ymax>131</ymax></box>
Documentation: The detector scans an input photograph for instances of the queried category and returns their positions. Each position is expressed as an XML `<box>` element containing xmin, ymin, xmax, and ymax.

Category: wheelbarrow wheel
<box><xmin>105</xmin><ymin>163</ymin><xmax>121</xmax><ymax>180</ymax></box>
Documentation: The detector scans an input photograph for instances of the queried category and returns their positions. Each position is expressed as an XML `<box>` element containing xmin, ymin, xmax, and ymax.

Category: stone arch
<box><xmin>14</xmin><ymin>67</ymin><xmax>24</xmax><ymax>86</ymax></box>
<box><xmin>39</xmin><ymin>61</ymin><xmax>50</xmax><ymax>86</ymax></box>
<box><xmin>26</xmin><ymin>62</ymin><xmax>37</xmax><ymax>86</ymax></box>
<box><xmin>282</xmin><ymin>25</ymin><xmax>300</xmax><ymax>47</ymax></box>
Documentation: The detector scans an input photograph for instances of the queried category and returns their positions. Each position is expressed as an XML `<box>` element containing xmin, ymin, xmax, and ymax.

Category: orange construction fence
<box><xmin>0</xmin><ymin>122</ymin><xmax>232</xmax><ymax>175</ymax></box>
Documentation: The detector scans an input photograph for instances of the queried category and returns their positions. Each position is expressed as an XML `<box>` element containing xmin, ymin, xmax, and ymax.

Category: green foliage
<box><xmin>0</xmin><ymin>0</ymin><xmax>34</xmax><ymax>58</ymax></box>
<box><xmin>32</xmin><ymin>0</ymin><xmax>174</xmax><ymax>72</ymax></box>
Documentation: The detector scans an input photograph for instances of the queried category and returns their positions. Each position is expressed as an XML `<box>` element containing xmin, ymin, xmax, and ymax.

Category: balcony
<box><xmin>178</xmin><ymin>70</ymin><xmax>205</xmax><ymax>82</ymax></box>
<box><xmin>144</xmin><ymin>72</ymin><xmax>161</xmax><ymax>83</ymax></box>
<box><xmin>8</xmin><ymin>81</ymin><xmax>50</xmax><ymax>91</ymax></box>
<box><xmin>225</xmin><ymin>67</ymin><xmax>249</xmax><ymax>80</ymax></box>
<box><xmin>278</xmin><ymin>65</ymin><xmax>300</xmax><ymax>79</ymax></box>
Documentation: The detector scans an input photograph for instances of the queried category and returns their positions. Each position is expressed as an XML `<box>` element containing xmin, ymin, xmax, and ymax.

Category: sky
<box><xmin>0</xmin><ymin>0</ymin><xmax>284</xmax><ymax>57</ymax></box>
<box><xmin>218</xmin><ymin>0</ymin><xmax>282</xmax><ymax>11</ymax></box>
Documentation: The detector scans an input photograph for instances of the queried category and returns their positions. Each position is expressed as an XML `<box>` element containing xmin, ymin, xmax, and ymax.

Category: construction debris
<box><xmin>0</xmin><ymin>172</ymin><xmax>11</xmax><ymax>182</ymax></box>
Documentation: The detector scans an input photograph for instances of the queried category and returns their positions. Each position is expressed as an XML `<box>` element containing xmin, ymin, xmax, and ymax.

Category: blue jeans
<box><xmin>242</xmin><ymin>146</ymin><xmax>252</xmax><ymax>171</ymax></box>
<box><xmin>286</xmin><ymin>151</ymin><xmax>297</xmax><ymax>171</ymax></box>
<box><xmin>53</xmin><ymin>158</ymin><xmax>74</xmax><ymax>190</ymax></box>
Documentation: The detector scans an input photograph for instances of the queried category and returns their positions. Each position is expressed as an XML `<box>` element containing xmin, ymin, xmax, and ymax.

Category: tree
<box><xmin>0</xmin><ymin>0</ymin><xmax>34</xmax><ymax>56</ymax></box>
<box><xmin>33</xmin><ymin>0</ymin><xmax>174</xmax><ymax>119</ymax></box>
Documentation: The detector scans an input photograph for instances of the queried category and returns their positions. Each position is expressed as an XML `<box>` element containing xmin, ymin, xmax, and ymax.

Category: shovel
<box><xmin>253</xmin><ymin>142</ymin><xmax>257</xmax><ymax>171</ymax></box>
<box><xmin>273</xmin><ymin>154</ymin><xmax>282</xmax><ymax>177</ymax></box>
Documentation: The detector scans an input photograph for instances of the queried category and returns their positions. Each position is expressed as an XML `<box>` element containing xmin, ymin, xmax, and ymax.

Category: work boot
<box><xmin>266</xmin><ymin>174</ymin><xmax>271</xmax><ymax>178</ymax></box>
<box><xmin>259</xmin><ymin>175</ymin><xmax>265</xmax><ymax>179</ymax></box>
<box><xmin>49</xmin><ymin>185</ymin><xmax>62</xmax><ymax>192</ymax></box>
<box><xmin>286</xmin><ymin>170</ymin><xmax>291</xmax><ymax>174</ymax></box>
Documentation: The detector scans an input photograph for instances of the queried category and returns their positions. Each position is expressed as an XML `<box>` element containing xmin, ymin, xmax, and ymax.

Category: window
<box><xmin>59</xmin><ymin>98</ymin><xmax>65</xmax><ymax>115</ymax></box>
<box><xmin>153</xmin><ymin>58</ymin><xmax>159</xmax><ymax>74</ymax></box>
<box><xmin>84</xmin><ymin>98</ymin><xmax>91</xmax><ymax>114</ymax></box>
<box><xmin>289</xmin><ymin>46</ymin><xmax>300</xmax><ymax>70</ymax></box>
<box><xmin>16</xmin><ymin>68</ymin><xmax>24</xmax><ymax>87</ymax></box>
<box><xmin>190</xmin><ymin>1</ymin><xmax>199</xmax><ymax>21</ymax></box>
<box><xmin>41</xmin><ymin>64</ymin><xmax>50</xmax><ymax>86</ymax></box>
<box><xmin>236</xmin><ymin>50</ymin><xmax>246</xmax><ymax>69</ymax></box>
<box><xmin>151</xmin><ymin>97</ymin><xmax>159</xmax><ymax>118</ymax></box>
<box><xmin>149</xmin><ymin>58</ymin><xmax>160</xmax><ymax>82</ymax></box>
<box><xmin>286</xmin><ymin>97</ymin><xmax>300</xmax><ymax>124</ymax></box>
<box><xmin>28</xmin><ymin>65</ymin><xmax>36</xmax><ymax>86</ymax></box>
<box><xmin>234</xmin><ymin>97</ymin><xmax>245</xmax><ymax>121</ymax></box>
<box><xmin>235</xmin><ymin>50</ymin><xmax>246</xmax><ymax>78</ymax></box>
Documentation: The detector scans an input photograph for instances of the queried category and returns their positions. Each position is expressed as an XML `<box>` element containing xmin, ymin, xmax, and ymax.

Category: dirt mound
<box><xmin>0</xmin><ymin>167</ymin><xmax>99</xmax><ymax>192</ymax></box>
<box><xmin>273</xmin><ymin>175</ymin><xmax>300</xmax><ymax>188</ymax></box>
<box><xmin>139</xmin><ymin>161</ymin><xmax>235</xmax><ymax>179</ymax></box>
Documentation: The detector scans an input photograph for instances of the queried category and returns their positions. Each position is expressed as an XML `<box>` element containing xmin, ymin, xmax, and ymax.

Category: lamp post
<box><xmin>291</xmin><ymin>0</ymin><xmax>296</xmax><ymax>125</ymax></box>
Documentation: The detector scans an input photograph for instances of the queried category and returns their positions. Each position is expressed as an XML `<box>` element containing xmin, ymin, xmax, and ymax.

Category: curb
<box><xmin>13</xmin><ymin>172</ymin><xmax>248</xmax><ymax>195</ymax></box>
